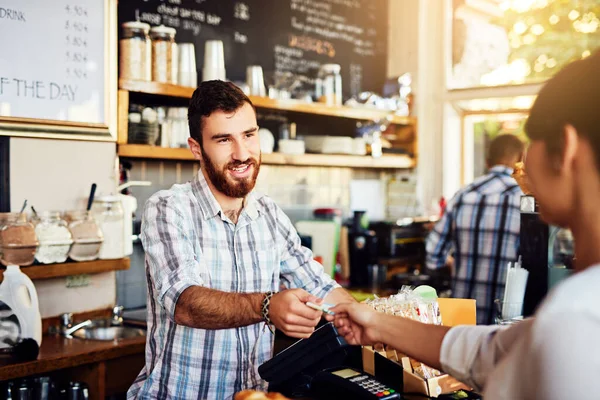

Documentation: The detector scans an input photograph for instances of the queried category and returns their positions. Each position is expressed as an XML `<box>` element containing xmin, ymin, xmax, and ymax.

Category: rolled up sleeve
<box><xmin>440</xmin><ymin>319</ymin><xmax>533</xmax><ymax>392</ymax></box>
<box><xmin>141</xmin><ymin>195</ymin><xmax>205</xmax><ymax>320</ymax></box>
<box><xmin>275</xmin><ymin>207</ymin><xmax>340</xmax><ymax>299</ymax></box>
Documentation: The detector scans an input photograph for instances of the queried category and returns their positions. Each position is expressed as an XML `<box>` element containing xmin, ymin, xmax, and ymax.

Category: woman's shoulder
<box><xmin>536</xmin><ymin>264</ymin><xmax>600</xmax><ymax>319</ymax></box>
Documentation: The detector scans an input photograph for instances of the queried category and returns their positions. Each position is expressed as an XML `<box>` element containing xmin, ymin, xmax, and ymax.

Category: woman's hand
<box><xmin>325</xmin><ymin>303</ymin><xmax>381</xmax><ymax>345</ymax></box>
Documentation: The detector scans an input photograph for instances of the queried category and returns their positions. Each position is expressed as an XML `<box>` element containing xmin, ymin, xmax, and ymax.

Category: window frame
<box><xmin>442</xmin><ymin>0</ymin><xmax>544</xmax><ymax>190</ymax></box>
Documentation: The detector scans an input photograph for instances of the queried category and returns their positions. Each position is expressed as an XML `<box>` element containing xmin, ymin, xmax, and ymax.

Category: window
<box><xmin>442</xmin><ymin>0</ymin><xmax>600</xmax><ymax>191</ymax></box>
<box><xmin>462</xmin><ymin>113</ymin><xmax>528</xmax><ymax>183</ymax></box>
<box><xmin>450</xmin><ymin>0</ymin><xmax>600</xmax><ymax>89</ymax></box>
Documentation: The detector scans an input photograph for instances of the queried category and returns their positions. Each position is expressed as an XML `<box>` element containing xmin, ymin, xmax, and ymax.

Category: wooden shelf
<box><xmin>0</xmin><ymin>258</ymin><xmax>130</xmax><ymax>282</ymax></box>
<box><xmin>118</xmin><ymin>144</ymin><xmax>414</xmax><ymax>169</ymax></box>
<box><xmin>118</xmin><ymin>144</ymin><xmax>195</xmax><ymax>161</ymax></box>
<box><xmin>119</xmin><ymin>79</ymin><xmax>416</xmax><ymax>126</ymax></box>
<box><xmin>261</xmin><ymin>152</ymin><xmax>414</xmax><ymax>169</ymax></box>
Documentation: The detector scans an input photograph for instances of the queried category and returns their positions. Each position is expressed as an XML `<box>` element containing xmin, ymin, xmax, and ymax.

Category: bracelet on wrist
<box><xmin>261</xmin><ymin>291</ymin><xmax>275</xmax><ymax>334</ymax></box>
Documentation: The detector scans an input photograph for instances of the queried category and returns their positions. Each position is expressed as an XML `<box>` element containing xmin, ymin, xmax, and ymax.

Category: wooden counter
<box><xmin>0</xmin><ymin>334</ymin><xmax>145</xmax><ymax>383</ymax></box>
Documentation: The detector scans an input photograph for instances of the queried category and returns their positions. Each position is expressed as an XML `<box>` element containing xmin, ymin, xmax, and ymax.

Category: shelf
<box><xmin>118</xmin><ymin>144</ymin><xmax>195</xmax><ymax>161</ymax></box>
<box><xmin>118</xmin><ymin>79</ymin><xmax>416</xmax><ymax>126</ymax></box>
<box><xmin>0</xmin><ymin>258</ymin><xmax>130</xmax><ymax>282</ymax></box>
<box><xmin>118</xmin><ymin>144</ymin><xmax>414</xmax><ymax>169</ymax></box>
<box><xmin>260</xmin><ymin>152</ymin><xmax>414</xmax><ymax>169</ymax></box>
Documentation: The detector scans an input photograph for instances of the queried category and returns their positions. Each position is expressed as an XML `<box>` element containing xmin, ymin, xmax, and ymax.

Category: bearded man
<box><xmin>128</xmin><ymin>80</ymin><xmax>354</xmax><ymax>400</ymax></box>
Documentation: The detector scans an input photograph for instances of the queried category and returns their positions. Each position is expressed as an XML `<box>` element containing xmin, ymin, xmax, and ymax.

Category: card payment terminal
<box><xmin>259</xmin><ymin>323</ymin><xmax>403</xmax><ymax>399</ymax></box>
<box><xmin>311</xmin><ymin>367</ymin><xmax>401</xmax><ymax>399</ymax></box>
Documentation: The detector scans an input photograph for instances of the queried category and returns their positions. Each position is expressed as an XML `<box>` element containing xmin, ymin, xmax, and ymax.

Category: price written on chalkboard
<box><xmin>64</xmin><ymin>3</ymin><xmax>91</xmax><ymax>82</ymax></box>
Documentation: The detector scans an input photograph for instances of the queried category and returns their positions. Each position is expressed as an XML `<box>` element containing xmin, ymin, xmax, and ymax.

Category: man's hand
<box><xmin>269</xmin><ymin>289</ymin><xmax>323</xmax><ymax>338</ymax></box>
<box><xmin>325</xmin><ymin>303</ymin><xmax>382</xmax><ymax>346</ymax></box>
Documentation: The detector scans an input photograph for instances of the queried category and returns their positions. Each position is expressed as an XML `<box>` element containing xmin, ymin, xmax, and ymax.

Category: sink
<box><xmin>67</xmin><ymin>317</ymin><xmax>146</xmax><ymax>341</ymax></box>
<box><xmin>71</xmin><ymin>326</ymin><xmax>146</xmax><ymax>341</ymax></box>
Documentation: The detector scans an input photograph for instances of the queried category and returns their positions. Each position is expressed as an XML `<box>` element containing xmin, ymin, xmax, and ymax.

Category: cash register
<box><xmin>260</xmin><ymin>322</ymin><xmax>482</xmax><ymax>400</ymax></box>
<box><xmin>259</xmin><ymin>322</ymin><xmax>403</xmax><ymax>400</ymax></box>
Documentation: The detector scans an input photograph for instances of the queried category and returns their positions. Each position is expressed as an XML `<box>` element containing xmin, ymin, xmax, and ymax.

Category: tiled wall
<box><xmin>124</xmin><ymin>160</ymin><xmax>411</xmax><ymax>224</ymax></box>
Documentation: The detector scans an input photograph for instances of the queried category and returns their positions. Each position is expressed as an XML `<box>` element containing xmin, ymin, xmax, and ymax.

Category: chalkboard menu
<box><xmin>0</xmin><ymin>0</ymin><xmax>108</xmax><ymax>127</ymax></box>
<box><xmin>118</xmin><ymin>0</ymin><xmax>388</xmax><ymax>100</ymax></box>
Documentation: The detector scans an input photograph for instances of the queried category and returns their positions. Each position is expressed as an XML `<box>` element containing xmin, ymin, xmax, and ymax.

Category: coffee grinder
<box><xmin>348</xmin><ymin>211</ymin><xmax>379</xmax><ymax>287</ymax></box>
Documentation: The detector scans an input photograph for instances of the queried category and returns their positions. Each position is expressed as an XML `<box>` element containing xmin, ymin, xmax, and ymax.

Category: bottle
<box><xmin>439</xmin><ymin>197</ymin><xmax>447</xmax><ymax>217</ymax></box>
<box><xmin>0</xmin><ymin>265</ymin><xmax>42</xmax><ymax>347</ymax></box>
<box><xmin>316</xmin><ymin>64</ymin><xmax>342</xmax><ymax>106</ymax></box>
<box><xmin>118</xmin><ymin>194</ymin><xmax>137</xmax><ymax>257</ymax></box>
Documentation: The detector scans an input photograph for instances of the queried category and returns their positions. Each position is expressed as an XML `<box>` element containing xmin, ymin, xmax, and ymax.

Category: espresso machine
<box><xmin>519</xmin><ymin>195</ymin><xmax>574</xmax><ymax>316</ymax></box>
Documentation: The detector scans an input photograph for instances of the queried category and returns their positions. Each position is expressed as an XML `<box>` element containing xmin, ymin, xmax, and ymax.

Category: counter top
<box><xmin>0</xmin><ymin>334</ymin><xmax>146</xmax><ymax>381</ymax></box>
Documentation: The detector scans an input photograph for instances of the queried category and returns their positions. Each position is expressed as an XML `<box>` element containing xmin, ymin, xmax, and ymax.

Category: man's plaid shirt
<box><xmin>426</xmin><ymin>166</ymin><xmax>522</xmax><ymax>324</ymax></box>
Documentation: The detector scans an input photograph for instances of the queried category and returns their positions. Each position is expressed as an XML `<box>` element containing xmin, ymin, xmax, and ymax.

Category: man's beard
<box><xmin>201</xmin><ymin>147</ymin><xmax>261</xmax><ymax>198</ymax></box>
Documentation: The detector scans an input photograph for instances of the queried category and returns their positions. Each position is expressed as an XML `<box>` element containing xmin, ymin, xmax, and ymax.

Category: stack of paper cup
<box><xmin>178</xmin><ymin>43</ymin><xmax>197</xmax><ymax>87</ymax></box>
<box><xmin>502</xmin><ymin>257</ymin><xmax>529</xmax><ymax>320</ymax></box>
<box><xmin>202</xmin><ymin>40</ymin><xmax>226</xmax><ymax>81</ymax></box>
<box><xmin>246</xmin><ymin>65</ymin><xmax>266</xmax><ymax>96</ymax></box>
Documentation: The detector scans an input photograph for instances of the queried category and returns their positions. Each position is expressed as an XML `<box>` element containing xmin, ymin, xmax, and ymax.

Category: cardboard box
<box><xmin>403</xmin><ymin>366</ymin><xmax>471</xmax><ymax>398</ymax></box>
<box><xmin>361</xmin><ymin>298</ymin><xmax>477</xmax><ymax>398</ymax></box>
<box><xmin>363</xmin><ymin>346</ymin><xmax>472</xmax><ymax>398</ymax></box>
<box><xmin>437</xmin><ymin>298</ymin><xmax>477</xmax><ymax>327</ymax></box>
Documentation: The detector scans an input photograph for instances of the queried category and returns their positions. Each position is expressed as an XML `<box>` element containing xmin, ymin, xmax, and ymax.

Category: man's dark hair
<box><xmin>487</xmin><ymin>134</ymin><xmax>525</xmax><ymax>167</ymax></box>
<box><xmin>526</xmin><ymin>50</ymin><xmax>600</xmax><ymax>165</ymax></box>
<box><xmin>188</xmin><ymin>80</ymin><xmax>253</xmax><ymax>146</ymax></box>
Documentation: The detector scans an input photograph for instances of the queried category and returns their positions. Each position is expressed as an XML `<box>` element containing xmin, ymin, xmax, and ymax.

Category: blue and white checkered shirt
<box><xmin>426</xmin><ymin>166</ymin><xmax>522</xmax><ymax>325</ymax></box>
<box><xmin>127</xmin><ymin>173</ymin><xmax>339</xmax><ymax>400</ymax></box>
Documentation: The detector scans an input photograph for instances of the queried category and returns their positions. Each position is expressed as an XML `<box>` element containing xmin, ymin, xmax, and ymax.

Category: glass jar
<box><xmin>316</xmin><ymin>64</ymin><xmax>342</xmax><ymax>106</ymax></box>
<box><xmin>92</xmin><ymin>196</ymin><xmax>125</xmax><ymax>260</ymax></box>
<box><xmin>0</xmin><ymin>213</ymin><xmax>38</xmax><ymax>267</ymax></box>
<box><xmin>32</xmin><ymin>211</ymin><xmax>73</xmax><ymax>264</ymax></box>
<box><xmin>119</xmin><ymin>21</ymin><xmax>151</xmax><ymax>81</ymax></box>
<box><xmin>150</xmin><ymin>25</ymin><xmax>176</xmax><ymax>83</ymax></box>
<box><xmin>65</xmin><ymin>210</ymin><xmax>104</xmax><ymax>262</ymax></box>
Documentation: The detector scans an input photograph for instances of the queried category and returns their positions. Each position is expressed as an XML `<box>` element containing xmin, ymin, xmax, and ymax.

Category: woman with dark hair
<box><xmin>327</xmin><ymin>51</ymin><xmax>600</xmax><ymax>399</ymax></box>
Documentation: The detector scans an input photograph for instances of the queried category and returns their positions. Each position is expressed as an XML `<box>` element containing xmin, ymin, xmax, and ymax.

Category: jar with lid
<box><xmin>150</xmin><ymin>25</ymin><xmax>177</xmax><ymax>83</ymax></box>
<box><xmin>91</xmin><ymin>196</ymin><xmax>125</xmax><ymax>260</ymax></box>
<box><xmin>119</xmin><ymin>21</ymin><xmax>151</xmax><ymax>81</ymax></box>
<box><xmin>0</xmin><ymin>213</ymin><xmax>38</xmax><ymax>267</ymax></box>
<box><xmin>65</xmin><ymin>210</ymin><xmax>104</xmax><ymax>262</ymax></box>
<box><xmin>32</xmin><ymin>211</ymin><xmax>73</xmax><ymax>264</ymax></box>
<box><xmin>316</xmin><ymin>64</ymin><xmax>342</xmax><ymax>106</ymax></box>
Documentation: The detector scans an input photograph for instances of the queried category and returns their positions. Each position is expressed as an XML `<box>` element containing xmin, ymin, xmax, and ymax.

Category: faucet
<box><xmin>60</xmin><ymin>313</ymin><xmax>93</xmax><ymax>338</ymax></box>
<box><xmin>112</xmin><ymin>305</ymin><xmax>124</xmax><ymax>326</ymax></box>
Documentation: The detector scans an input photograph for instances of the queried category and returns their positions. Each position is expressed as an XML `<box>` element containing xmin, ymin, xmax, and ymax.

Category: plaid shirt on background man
<box><xmin>127</xmin><ymin>172</ymin><xmax>338</xmax><ymax>400</ymax></box>
<box><xmin>426</xmin><ymin>166</ymin><xmax>522</xmax><ymax>324</ymax></box>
